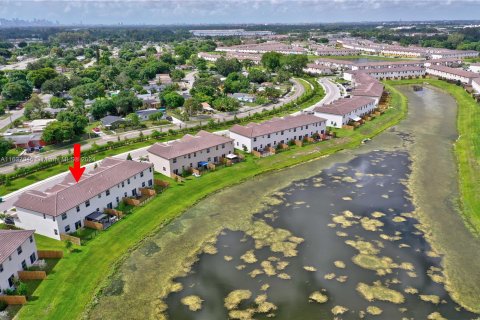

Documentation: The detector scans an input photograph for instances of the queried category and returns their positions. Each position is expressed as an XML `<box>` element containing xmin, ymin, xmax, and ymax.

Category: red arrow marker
<box><xmin>69</xmin><ymin>144</ymin><xmax>86</xmax><ymax>182</ymax></box>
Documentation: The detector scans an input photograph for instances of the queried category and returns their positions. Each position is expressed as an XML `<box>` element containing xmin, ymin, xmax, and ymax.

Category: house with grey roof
<box><xmin>229</xmin><ymin>114</ymin><xmax>326</xmax><ymax>153</ymax></box>
<box><xmin>231</xmin><ymin>93</ymin><xmax>256</xmax><ymax>103</ymax></box>
<box><xmin>0</xmin><ymin>230</ymin><xmax>38</xmax><ymax>292</ymax></box>
<box><xmin>147</xmin><ymin>130</ymin><xmax>234</xmax><ymax>177</ymax></box>
<box><xmin>135</xmin><ymin>109</ymin><xmax>163</xmax><ymax>121</ymax></box>
<box><xmin>100</xmin><ymin>115</ymin><xmax>125</xmax><ymax>128</ymax></box>
<box><xmin>13</xmin><ymin>158</ymin><xmax>154</xmax><ymax>239</ymax></box>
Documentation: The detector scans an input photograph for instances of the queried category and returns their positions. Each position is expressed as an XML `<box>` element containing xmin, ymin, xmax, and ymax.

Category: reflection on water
<box><xmin>166</xmin><ymin>151</ymin><xmax>476</xmax><ymax>319</ymax></box>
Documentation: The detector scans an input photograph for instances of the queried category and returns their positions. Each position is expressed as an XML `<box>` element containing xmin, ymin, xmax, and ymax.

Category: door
<box><xmin>75</xmin><ymin>220</ymin><xmax>82</xmax><ymax>230</ymax></box>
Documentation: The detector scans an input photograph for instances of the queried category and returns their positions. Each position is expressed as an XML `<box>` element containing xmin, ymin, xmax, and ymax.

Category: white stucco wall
<box><xmin>0</xmin><ymin>235</ymin><xmax>37</xmax><ymax>291</ymax></box>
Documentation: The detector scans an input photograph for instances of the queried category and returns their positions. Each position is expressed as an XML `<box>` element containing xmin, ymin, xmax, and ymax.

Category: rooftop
<box><xmin>314</xmin><ymin>96</ymin><xmax>375</xmax><ymax>116</ymax></box>
<box><xmin>147</xmin><ymin>130</ymin><xmax>233</xmax><ymax>160</ymax></box>
<box><xmin>0</xmin><ymin>230</ymin><xmax>35</xmax><ymax>264</ymax></box>
<box><xmin>14</xmin><ymin>158</ymin><xmax>152</xmax><ymax>217</ymax></box>
<box><xmin>230</xmin><ymin>114</ymin><xmax>326</xmax><ymax>138</ymax></box>
<box><xmin>427</xmin><ymin>65</ymin><xmax>479</xmax><ymax>79</ymax></box>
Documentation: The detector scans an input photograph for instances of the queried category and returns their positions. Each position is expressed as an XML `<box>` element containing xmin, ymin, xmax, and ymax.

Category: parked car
<box><xmin>4</xmin><ymin>217</ymin><xmax>15</xmax><ymax>225</ymax></box>
<box><xmin>165</xmin><ymin>116</ymin><xmax>173</xmax><ymax>121</ymax></box>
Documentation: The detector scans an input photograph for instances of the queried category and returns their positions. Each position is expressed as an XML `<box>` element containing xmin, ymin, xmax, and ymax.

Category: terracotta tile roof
<box><xmin>352</xmin><ymin>81</ymin><xmax>384</xmax><ymax>98</ymax></box>
<box><xmin>147</xmin><ymin>130</ymin><xmax>233</xmax><ymax>160</ymax></box>
<box><xmin>14</xmin><ymin>158</ymin><xmax>152</xmax><ymax>217</ymax></box>
<box><xmin>356</xmin><ymin>60</ymin><xmax>424</xmax><ymax>68</ymax></box>
<box><xmin>427</xmin><ymin>65</ymin><xmax>479</xmax><ymax>79</ymax></box>
<box><xmin>229</xmin><ymin>114</ymin><xmax>326</xmax><ymax>138</ymax></box>
<box><xmin>314</xmin><ymin>96</ymin><xmax>375</xmax><ymax>116</ymax></box>
<box><xmin>0</xmin><ymin>230</ymin><xmax>35</xmax><ymax>264</ymax></box>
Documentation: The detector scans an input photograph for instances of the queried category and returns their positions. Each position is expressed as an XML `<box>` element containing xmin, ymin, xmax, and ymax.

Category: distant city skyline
<box><xmin>2</xmin><ymin>0</ymin><xmax>480</xmax><ymax>26</ymax></box>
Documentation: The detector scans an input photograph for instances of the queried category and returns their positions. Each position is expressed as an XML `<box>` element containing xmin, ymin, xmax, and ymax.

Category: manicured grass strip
<box><xmin>16</xmin><ymin>84</ymin><xmax>405</xmax><ymax>320</ymax></box>
<box><xmin>386</xmin><ymin>79</ymin><xmax>480</xmax><ymax>235</ymax></box>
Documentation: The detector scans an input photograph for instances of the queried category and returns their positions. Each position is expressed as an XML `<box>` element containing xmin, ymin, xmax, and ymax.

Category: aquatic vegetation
<box><xmin>331</xmin><ymin>305</ymin><xmax>349</xmax><ymax>315</ymax></box>
<box><xmin>240</xmin><ymin>250</ymin><xmax>257</xmax><ymax>264</ymax></box>
<box><xmin>309</xmin><ymin>291</ymin><xmax>328</xmax><ymax>303</ymax></box>
<box><xmin>352</xmin><ymin>254</ymin><xmax>394</xmax><ymax>275</ymax></box>
<box><xmin>224</xmin><ymin>290</ymin><xmax>252</xmax><ymax>310</ymax></box>
<box><xmin>356</xmin><ymin>281</ymin><xmax>405</xmax><ymax>304</ymax></box>
<box><xmin>249</xmin><ymin>269</ymin><xmax>263</xmax><ymax>278</ymax></box>
<box><xmin>419</xmin><ymin>294</ymin><xmax>441</xmax><ymax>304</ymax></box>
<box><xmin>224</xmin><ymin>256</ymin><xmax>233</xmax><ymax>261</ymax></box>
<box><xmin>427</xmin><ymin>312</ymin><xmax>447</xmax><ymax>320</ymax></box>
<box><xmin>342</xmin><ymin>176</ymin><xmax>357</xmax><ymax>183</ymax></box>
<box><xmin>203</xmin><ymin>244</ymin><xmax>218</xmax><ymax>255</ymax></box>
<box><xmin>255</xmin><ymin>294</ymin><xmax>277</xmax><ymax>313</ymax></box>
<box><xmin>342</xmin><ymin>196</ymin><xmax>353</xmax><ymax>201</ymax></box>
<box><xmin>261</xmin><ymin>261</ymin><xmax>277</xmax><ymax>276</ymax></box>
<box><xmin>180</xmin><ymin>295</ymin><xmax>203</xmax><ymax>311</ymax></box>
<box><xmin>334</xmin><ymin>260</ymin><xmax>346</xmax><ymax>268</ymax></box>
<box><xmin>379</xmin><ymin>234</ymin><xmax>402</xmax><ymax>241</ymax></box>
<box><xmin>360</xmin><ymin>217</ymin><xmax>384</xmax><ymax>231</ymax></box>
<box><xmin>170</xmin><ymin>282</ymin><xmax>183</xmax><ymax>293</ymax></box>
<box><xmin>366</xmin><ymin>306</ymin><xmax>383</xmax><ymax>315</ymax></box>
<box><xmin>260</xmin><ymin>284</ymin><xmax>270</xmax><ymax>291</ymax></box>
<box><xmin>303</xmin><ymin>266</ymin><xmax>317</xmax><ymax>272</ymax></box>
<box><xmin>228</xmin><ymin>309</ymin><xmax>255</xmax><ymax>320</ymax></box>
<box><xmin>399</xmin><ymin>262</ymin><xmax>414</xmax><ymax>271</ymax></box>
<box><xmin>336</xmin><ymin>231</ymin><xmax>348</xmax><ymax>237</ymax></box>
<box><xmin>288</xmin><ymin>236</ymin><xmax>304</xmax><ymax>244</ymax></box>
<box><xmin>407</xmin><ymin>271</ymin><xmax>417</xmax><ymax>278</ymax></box>
<box><xmin>392</xmin><ymin>216</ymin><xmax>407</xmax><ymax>223</ymax></box>
<box><xmin>345</xmin><ymin>240</ymin><xmax>380</xmax><ymax>255</ymax></box>
<box><xmin>427</xmin><ymin>267</ymin><xmax>446</xmax><ymax>284</ymax></box>
<box><xmin>277</xmin><ymin>273</ymin><xmax>291</xmax><ymax>280</ymax></box>
<box><xmin>276</xmin><ymin>261</ymin><xmax>289</xmax><ymax>270</ymax></box>
<box><xmin>336</xmin><ymin>275</ymin><xmax>348</xmax><ymax>283</ymax></box>
<box><xmin>236</xmin><ymin>265</ymin><xmax>246</xmax><ymax>270</ymax></box>
<box><xmin>371</xmin><ymin>211</ymin><xmax>386</xmax><ymax>218</ymax></box>
<box><xmin>324</xmin><ymin>273</ymin><xmax>336</xmax><ymax>280</ymax></box>
<box><xmin>332</xmin><ymin>215</ymin><xmax>357</xmax><ymax>228</ymax></box>
<box><xmin>404</xmin><ymin>287</ymin><xmax>418</xmax><ymax>294</ymax></box>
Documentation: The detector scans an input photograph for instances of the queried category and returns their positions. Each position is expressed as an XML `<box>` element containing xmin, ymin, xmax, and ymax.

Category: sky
<box><xmin>1</xmin><ymin>0</ymin><xmax>480</xmax><ymax>25</ymax></box>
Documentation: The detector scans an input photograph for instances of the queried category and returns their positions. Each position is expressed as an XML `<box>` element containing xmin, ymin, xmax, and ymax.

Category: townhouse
<box><xmin>310</xmin><ymin>45</ymin><xmax>360</xmax><ymax>56</ymax></box>
<box><xmin>0</xmin><ymin>230</ymin><xmax>38</xmax><ymax>292</ymax></box>
<box><xmin>468</xmin><ymin>63</ymin><xmax>480</xmax><ymax>73</ymax></box>
<box><xmin>426</xmin><ymin>65</ymin><xmax>479</xmax><ymax>85</ymax></box>
<box><xmin>147</xmin><ymin>130</ymin><xmax>234</xmax><ymax>177</ymax></box>
<box><xmin>13</xmin><ymin>158</ymin><xmax>154</xmax><ymax>240</ymax></box>
<box><xmin>313</xmin><ymin>97</ymin><xmax>377</xmax><ymax>128</ymax></box>
<box><xmin>424</xmin><ymin>58</ymin><xmax>463</xmax><ymax>68</ymax></box>
<box><xmin>216</xmin><ymin>42</ymin><xmax>307</xmax><ymax>55</ymax></box>
<box><xmin>472</xmin><ymin>78</ymin><xmax>480</xmax><ymax>94</ymax></box>
<box><xmin>303</xmin><ymin>64</ymin><xmax>334</xmax><ymax>75</ymax></box>
<box><xmin>229</xmin><ymin>114</ymin><xmax>326</xmax><ymax>153</ymax></box>
<box><xmin>197</xmin><ymin>52</ymin><xmax>220</xmax><ymax>62</ymax></box>
<box><xmin>344</xmin><ymin>66</ymin><xmax>425</xmax><ymax>81</ymax></box>
<box><xmin>352</xmin><ymin>60</ymin><xmax>424</xmax><ymax>71</ymax></box>
<box><xmin>314</xmin><ymin>58</ymin><xmax>356</xmax><ymax>70</ymax></box>
<box><xmin>430</xmin><ymin>50</ymin><xmax>478</xmax><ymax>60</ymax></box>
<box><xmin>350</xmin><ymin>73</ymin><xmax>385</xmax><ymax>105</ymax></box>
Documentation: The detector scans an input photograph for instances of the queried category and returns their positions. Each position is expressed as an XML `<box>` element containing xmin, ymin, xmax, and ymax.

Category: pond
<box><xmin>89</xmin><ymin>86</ymin><xmax>480</xmax><ymax>319</ymax></box>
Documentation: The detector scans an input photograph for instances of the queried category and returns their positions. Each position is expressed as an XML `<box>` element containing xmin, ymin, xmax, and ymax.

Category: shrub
<box><xmin>0</xmin><ymin>301</ymin><xmax>7</xmax><ymax>311</ymax></box>
<box><xmin>17</xmin><ymin>282</ymin><xmax>27</xmax><ymax>296</ymax></box>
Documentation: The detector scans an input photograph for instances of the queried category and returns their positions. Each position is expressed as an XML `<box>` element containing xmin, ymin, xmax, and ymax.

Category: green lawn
<box><xmin>307</xmin><ymin>54</ymin><xmax>412</xmax><ymax>61</ymax></box>
<box><xmin>15</xmin><ymin>83</ymin><xmax>406</xmax><ymax>320</ymax></box>
<box><xmin>386</xmin><ymin>79</ymin><xmax>480</xmax><ymax>235</ymax></box>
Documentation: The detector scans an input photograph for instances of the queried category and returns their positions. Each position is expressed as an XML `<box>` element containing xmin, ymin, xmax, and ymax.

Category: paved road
<box><xmin>293</xmin><ymin>77</ymin><xmax>342</xmax><ymax>115</ymax></box>
<box><xmin>0</xmin><ymin>77</ymin><xmax>326</xmax><ymax>212</ymax></box>
<box><xmin>0</xmin><ymin>109</ymin><xmax>24</xmax><ymax>130</ymax></box>
<box><xmin>0</xmin><ymin>58</ymin><xmax>39</xmax><ymax>71</ymax></box>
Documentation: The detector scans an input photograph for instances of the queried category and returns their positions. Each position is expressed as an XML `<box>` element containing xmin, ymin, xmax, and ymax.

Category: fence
<box><xmin>0</xmin><ymin>295</ymin><xmax>27</xmax><ymax>305</ymax></box>
<box><xmin>104</xmin><ymin>208</ymin><xmax>124</xmax><ymax>218</ymax></box>
<box><xmin>37</xmin><ymin>250</ymin><xmax>64</xmax><ymax>259</ymax></box>
<box><xmin>294</xmin><ymin>140</ymin><xmax>303</xmax><ymax>147</ymax></box>
<box><xmin>84</xmin><ymin>220</ymin><xmax>104</xmax><ymax>231</ymax></box>
<box><xmin>18</xmin><ymin>271</ymin><xmax>47</xmax><ymax>281</ymax></box>
<box><xmin>123</xmin><ymin>197</ymin><xmax>141</xmax><ymax>206</ymax></box>
<box><xmin>60</xmin><ymin>233</ymin><xmax>81</xmax><ymax>246</ymax></box>
<box><xmin>154</xmin><ymin>179</ymin><xmax>170</xmax><ymax>188</ymax></box>
<box><xmin>140</xmin><ymin>188</ymin><xmax>156</xmax><ymax>197</ymax></box>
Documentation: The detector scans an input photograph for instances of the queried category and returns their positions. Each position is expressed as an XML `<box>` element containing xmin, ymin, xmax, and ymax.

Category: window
<box><xmin>54</xmin><ymin>229</ymin><xmax>58</xmax><ymax>235</ymax></box>
<box><xmin>76</xmin><ymin>206</ymin><xmax>80</xmax><ymax>212</ymax></box>
<box><xmin>98</xmin><ymin>194</ymin><xmax>101</xmax><ymax>199</ymax></box>
<box><xmin>65</xmin><ymin>225</ymin><xmax>71</xmax><ymax>233</ymax></box>
<box><xmin>142</xmin><ymin>182</ymin><xmax>145</xmax><ymax>187</ymax></box>
<box><xmin>53</xmin><ymin>216</ymin><xmax>55</xmax><ymax>222</ymax></box>
<box><xmin>253</xmin><ymin>138</ymin><xmax>257</xmax><ymax>142</ymax></box>
<box><xmin>207</xmin><ymin>148</ymin><xmax>210</xmax><ymax>153</ymax></box>
<box><xmin>122</xmin><ymin>182</ymin><xmax>125</xmax><ymax>187</ymax></box>
<box><xmin>43</xmin><ymin>214</ymin><xmax>46</xmax><ymax>219</ymax></box>
<box><xmin>148</xmin><ymin>179</ymin><xmax>153</xmax><ymax>186</ymax></box>
<box><xmin>222</xmin><ymin>144</ymin><xmax>225</xmax><ymax>149</ymax></box>
<box><xmin>61</xmin><ymin>213</ymin><xmax>67</xmax><ymax>220</ymax></box>
<box><xmin>30</xmin><ymin>253</ymin><xmax>36</xmax><ymax>264</ymax></box>
<box><xmin>0</xmin><ymin>263</ymin><xmax>3</xmax><ymax>273</ymax></box>
<box><xmin>17</xmin><ymin>246</ymin><xmax>22</xmax><ymax>255</ymax></box>
<box><xmin>140</xmin><ymin>172</ymin><xmax>144</xmax><ymax>178</ymax></box>
<box><xmin>149</xmin><ymin>167</ymin><xmax>152</xmax><ymax>172</ymax></box>
<box><xmin>106</xmin><ymin>189</ymin><xmax>110</xmax><ymax>196</ymax></box>
<box><xmin>127</xmin><ymin>179</ymin><xmax>131</xmax><ymax>184</ymax></box>
<box><xmin>29</xmin><ymin>236</ymin><xmax>33</xmax><ymax>243</ymax></box>
<box><xmin>173</xmin><ymin>158</ymin><xmax>177</xmax><ymax>163</ymax></box>
<box><xmin>163</xmin><ymin>167</ymin><xmax>166</xmax><ymax>171</ymax></box>
<box><xmin>85</xmin><ymin>200</ymin><xmax>90</xmax><ymax>207</ymax></box>
<box><xmin>194</xmin><ymin>152</ymin><xmax>196</xmax><ymax>157</ymax></box>
<box><xmin>124</xmin><ymin>192</ymin><xmax>127</xmax><ymax>197</ymax></box>
<box><xmin>21</xmin><ymin>260</ymin><xmax>27</xmax><ymax>270</ymax></box>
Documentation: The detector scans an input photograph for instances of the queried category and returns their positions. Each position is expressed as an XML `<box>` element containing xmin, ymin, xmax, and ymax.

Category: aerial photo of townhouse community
<box><xmin>0</xmin><ymin>1</ymin><xmax>480</xmax><ymax>319</ymax></box>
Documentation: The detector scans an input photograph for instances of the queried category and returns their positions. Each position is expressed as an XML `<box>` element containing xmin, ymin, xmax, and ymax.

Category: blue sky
<box><xmin>2</xmin><ymin>0</ymin><xmax>480</xmax><ymax>25</ymax></box>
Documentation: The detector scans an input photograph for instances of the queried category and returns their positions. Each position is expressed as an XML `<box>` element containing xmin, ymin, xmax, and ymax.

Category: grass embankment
<box><xmin>15</xmin><ymin>83</ymin><xmax>406</xmax><ymax>320</ymax></box>
<box><xmin>0</xmin><ymin>77</ymin><xmax>321</xmax><ymax>196</ymax></box>
<box><xmin>386</xmin><ymin>79</ymin><xmax>480</xmax><ymax>235</ymax></box>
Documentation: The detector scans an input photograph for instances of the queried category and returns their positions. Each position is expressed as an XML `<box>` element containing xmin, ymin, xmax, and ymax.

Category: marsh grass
<box><xmin>356</xmin><ymin>281</ymin><xmax>405</xmax><ymax>304</ymax></box>
<box><xmin>308</xmin><ymin>291</ymin><xmax>328</xmax><ymax>304</ymax></box>
<box><xmin>180</xmin><ymin>295</ymin><xmax>203</xmax><ymax>311</ymax></box>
